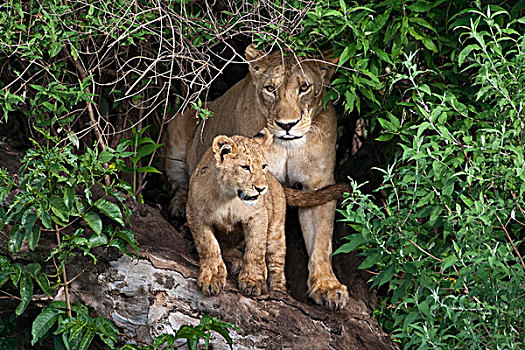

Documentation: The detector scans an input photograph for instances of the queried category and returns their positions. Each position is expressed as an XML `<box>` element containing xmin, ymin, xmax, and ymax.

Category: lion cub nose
<box><xmin>254</xmin><ymin>186</ymin><xmax>266</xmax><ymax>194</ymax></box>
<box><xmin>275</xmin><ymin>119</ymin><xmax>299</xmax><ymax>131</ymax></box>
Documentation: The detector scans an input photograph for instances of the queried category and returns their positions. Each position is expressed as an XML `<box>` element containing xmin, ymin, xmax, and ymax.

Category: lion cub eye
<box><xmin>299</xmin><ymin>83</ymin><xmax>311</xmax><ymax>93</ymax></box>
<box><xmin>264</xmin><ymin>85</ymin><xmax>276</xmax><ymax>93</ymax></box>
<box><xmin>262</xmin><ymin>164</ymin><xmax>268</xmax><ymax>170</ymax></box>
<box><xmin>241</xmin><ymin>165</ymin><xmax>251</xmax><ymax>171</ymax></box>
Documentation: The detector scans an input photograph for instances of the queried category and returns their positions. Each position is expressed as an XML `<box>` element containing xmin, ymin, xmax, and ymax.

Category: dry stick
<box><xmin>55</xmin><ymin>224</ymin><xmax>72</xmax><ymax>318</ymax></box>
<box><xmin>406</xmin><ymin>237</ymin><xmax>444</xmax><ymax>262</ymax></box>
<box><xmin>70</xmin><ymin>56</ymin><xmax>107</xmax><ymax>151</ymax></box>
<box><xmin>0</xmin><ymin>289</ymin><xmax>22</xmax><ymax>301</ymax></box>
<box><xmin>495</xmin><ymin>212</ymin><xmax>525</xmax><ymax>273</ymax></box>
<box><xmin>67</xmin><ymin>47</ymin><xmax>112</xmax><ymax>187</ymax></box>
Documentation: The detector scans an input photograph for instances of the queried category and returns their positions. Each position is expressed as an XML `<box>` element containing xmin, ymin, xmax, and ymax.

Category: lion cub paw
<box><xmin>197</xmin><ymin>262</ymin><xmax>227</xmax><ymax>296</ymax></box>
<box><xmin>238</xmin><ymin>271</ymin><xmax>268</xmax><ymax>296</ymax></box>
<box><xmin>308</xmin><ymin>278</ymin><xmax>349</xmax><ymax>310</ymax></box>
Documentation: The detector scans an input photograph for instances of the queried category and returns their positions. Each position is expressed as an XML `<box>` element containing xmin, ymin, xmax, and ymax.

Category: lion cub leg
<box><xmin>190</xmin><ymin>223</ymin><xmax>227</xmax><ymax>296</ymax></box>
<box><xmin>265</xmin><ymin>178</ymin><xmax>287</xmax><ymax>292</ymax></box>
<box><xmin>238</xmin><ymin>217</ymin><xmax>269</xmax><ymax>296</ymax></box>
<box><xmin>265</xmin><ymin>220</ymin><xmax>286</xmax><ymax>292</ymax></box>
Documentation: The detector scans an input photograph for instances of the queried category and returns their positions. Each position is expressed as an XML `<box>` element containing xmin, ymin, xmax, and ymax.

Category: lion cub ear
<box><xmin>213</xmin><ymin>135</ymin><xmax>237</xmax><ymax>163</ymax></box>
<box><xmin>253</xmin><ymin>128</ymin><xmax>273</xmax><ymax>150</ymax></box>
<box><xmin>245</xmin><ymin>44</ymin><xmax>268</xmax><ymax>79</ymax></box>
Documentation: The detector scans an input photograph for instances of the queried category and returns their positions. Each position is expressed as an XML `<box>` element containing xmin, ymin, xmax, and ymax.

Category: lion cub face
<box><xmin>245</xmin><ymin>45</ymin><xmax>338</xmax><ymax>146</ymax></box>
<box><xmin>212</xmin><ymin>130</ymin><xmax>272</xmax><ymax>206</ymax></box>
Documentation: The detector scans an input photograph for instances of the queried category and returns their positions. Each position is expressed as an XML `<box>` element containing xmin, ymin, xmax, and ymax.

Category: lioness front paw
<box><xmin>238</xmin><ymin>272</ymin><xmax>268</xmax><ymax>296</ymax></box>
<box><xmin>197</xmin><ymin>262</ymin><xmax>227</xmax><ymax>296</ymax></box>
<box><xmin>308</xmin><ymin>277</ymin><xmax>349</xmax><ymax>310</ymax></box>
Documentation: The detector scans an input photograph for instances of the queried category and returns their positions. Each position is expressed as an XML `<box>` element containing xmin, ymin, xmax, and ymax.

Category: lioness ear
<box><xmin>212</xmin><ymin>135</ymin><xmax>237</xmax><ymax>163</ymax></box>
<box><xmin>245</xmin><ymin>44</ymin><xmax>268</xmax><ymax>79</ymax></box>
<box><xmin>253</xmin><ymin>128</ymin><xmax>273</xmax><ymax>150</ymax></box>
<box><xmin>319</xmin><ymin>52</ymin><xmax>339</xmax><ymax>85</ymax></box>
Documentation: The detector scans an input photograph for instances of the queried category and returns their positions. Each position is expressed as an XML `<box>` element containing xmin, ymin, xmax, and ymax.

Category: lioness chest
<box><xmin>265</xmin><ymin>140</ymin><xmax>329</xmax><ymax>187</ymax></box>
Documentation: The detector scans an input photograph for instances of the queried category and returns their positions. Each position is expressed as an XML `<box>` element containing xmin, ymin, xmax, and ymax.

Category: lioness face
<box><xmin>246</xmin><ymin>45</ymin><xmax>337</xmax><ymax>147</ymax></box>
<box><xmin>212</xmin><ymin>134</ymin><xmax>271</xmax><ymax>206</ymax></box>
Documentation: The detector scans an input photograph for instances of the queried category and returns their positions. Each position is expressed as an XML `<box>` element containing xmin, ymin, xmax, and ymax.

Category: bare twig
<box><xmin>494</xmin><ymin>213</ymin><xmax>525</xmax><ymax>273</ymax></box>
<box><xmin>54</xmin><ymin>224</ymin><xmax>72</xmax><ymax>318</ymax></box>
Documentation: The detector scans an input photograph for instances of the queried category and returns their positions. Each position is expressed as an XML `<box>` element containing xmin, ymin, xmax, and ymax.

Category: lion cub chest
<box><xmin>209</xmin><ymin>198</ymin><xmax>267</xmax><ymax>233</ymax></box>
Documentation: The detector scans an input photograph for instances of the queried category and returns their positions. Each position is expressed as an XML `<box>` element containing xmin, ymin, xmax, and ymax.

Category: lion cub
<box><xmin>186</xmin><ymin>129</ymin><xmax>287</xmax><ymax>296</ymax></box>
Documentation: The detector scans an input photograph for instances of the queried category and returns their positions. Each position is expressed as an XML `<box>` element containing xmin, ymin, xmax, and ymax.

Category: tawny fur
<box><xmin>166</xmin><ymin>45</ymin><xmax>349</xmax><ymax>309</ymax></box>
<box><xmin>285</xmin><ymin>183</ymin><xmax>351</xmax><ymax>207</ymax></box>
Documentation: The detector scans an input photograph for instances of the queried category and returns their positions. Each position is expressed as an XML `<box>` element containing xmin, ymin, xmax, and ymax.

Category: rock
<box><xmin>71</xmin><ymin>204</ymin><xmax>397</xmax><ymax>350</ymax></box>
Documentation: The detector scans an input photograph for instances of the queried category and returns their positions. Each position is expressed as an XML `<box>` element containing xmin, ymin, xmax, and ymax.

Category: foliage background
<box><xmin>0</xmin><ymin>0</ymin><xmax>524</xmax><ymax>349</ymax></box>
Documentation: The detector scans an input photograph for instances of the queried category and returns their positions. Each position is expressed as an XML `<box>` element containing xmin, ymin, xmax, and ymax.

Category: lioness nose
<box><xmin>254</xmin><ymin>186</ymin><xmax>266</xmax><ymax>193</ymax></box>
<box><xmin>275</xmin><ymin>119</ymin><xmax>299</xmax><ymax>131</ymax></box>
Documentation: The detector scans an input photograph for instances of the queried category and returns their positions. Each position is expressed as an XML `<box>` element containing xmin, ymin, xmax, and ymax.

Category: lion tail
<box><xmin>283</xmin><ymin>183</ymin><xmax>351</xmax><ymax>207</ymax></box>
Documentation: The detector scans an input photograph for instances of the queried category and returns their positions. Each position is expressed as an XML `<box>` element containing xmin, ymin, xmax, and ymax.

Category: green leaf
<box><xmin>407</xmin><ymin>0</ymin><xmax>441</xmax><ymax>12</ymax></box>
<box><xmin>16</xmin><ymin>274</ymin><xmax>34</xmax><ymax>315</ymax></box>
<box><xmin>153</xmin><ymin>334</ymin><xmax>175</xmax><ymax>349</ymax></box>
<box><xmin>41</xmin><ymin>211</ymin><xmax>52</xmax><ymax>229</ymax></box>
<box><xmin>28</xmin><ymin>225</ymin><xmax>41</xmax><ymax>251</ymax></box>
<box><xmin>358</xmin><ymin>251</ymin><xmax>383</xmax><ymax>269</ymax></box>
<box><xmin>408</xmin><ymin>27</ymin><xmax>437</xmax><ymax>52</ymax></box>
<box><xmin>442</xmin><ymin>256</ymin><xmax>457</xmax><ymax>271</ymax></box>
<box><xmin>376</xmin><ymin>134</ymin><xmax>395</xmax><ymax>141</ymax></box>
<box><xmin>458</xmin><ymin>44</ymin><xmax>479</xmax><ymax>66</ymax></box>
<box><xmin>22</xmin><ymin>210</ymin><xmax>38</xmax><ymax>239</ymax></box>
<box><xmin>176</xmin><ymin>325</ymin><xmax>207</xmax><ymax>341</ymax></box>
<box><xmin>333</xmin><ymin>234</ymin><xmax>368</xmax><ymax>255</ymax></box>
<box><xmin>418</xmin><ymin>301</ymin><xmax>431</xmax><ymax>319</ymax></box>
<box><xmin>88</xmin><ymin>233</ymin><xmax>108</xmax><ymax>249</ymax></box>
<box><xmin>79</xmin><ymin>330</ymin><xmax>94</xmax><ymax>350</ymax></box>
<box><xmin>36</xmin><ymin>273</ymin><xmax>52</xmax><ymax>296</ymax></box>
<box><xmin>82</xmin><ymin>211</ymin><xmax>102</xmax><ymax>234</ymax></box>
<box><xmin>25</xmin><ymin>263</ymin><xmax>41</xmax><ymax>276</ymax></box>
<box><xmin>49</xmin><ymin>41</ymin><xmax>62</xmax><ymax>58</ymax></box>
<box><xmin>94</xmin><ymin>198</ymin><xmax>124</xmax><ymax>226</ymax></box>
<box><xmin>0</xmin><ymin>273</ymin><xmax>11</xmax><ymax>289</ymax></box>
<box><xmin>98</xmin><ymin>150</ymin><xmax>114</xmax><ymax>163</ymax></box>
<box><xmin>115</xmin><ymin>228</ymin><xmax>139</xmax><ymax>253</ymax></box>
<box><xmin>93</xmin><ymin>317</ymin><xmax>118</xmax><ymax>347</ymax></box>
<box><xmin>137</xmin><ymin>143</ymin><xmax>162</xmax><ymax>158</ymax></box>
<box><xmin>372</xmin><ymin>263</ymin><xmax>395</xmax><ymax>288</ymax></box>
<box><xmin>137</xmin><ymin>166</ymin><xmax>162</xmax><ymax>174</ymax></box>
<box><xmin>339</xmin><ymin>45</ymin><xmax>354</xmax><ymax>67</ymax></box>
<box><xmin>208</xmin><ymin>319</ymin><xmax>238</xmax><ymax>349</ymax></box>
<box><xmin>50</xmin><ymin>196</ymin><xmax>70</xmax><ymax>223</ymax></box>
<box><xmin>32</xmin><ymin>302</ymin><xmax>65</xmax><ymax>345</ymax></box>
<box><xmin>9</xmin><ymin>224</ymin><xmax>24</xmax><ymax>252</ymax></box>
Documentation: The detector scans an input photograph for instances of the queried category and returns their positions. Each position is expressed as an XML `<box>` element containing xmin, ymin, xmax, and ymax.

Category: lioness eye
<box><xmin>299</xmin><ymin>83</ymin><xmax>310</xmax><ymax>93</ymax></box>
<box><xmin>262</xmin><ymin>164</ymin><xmax>268</xmax><ymax>170</ymax></box>
<box><xmin>264</xmin><ymin>85</ymin><xmax>275</xmax><ymax>93</ymax></box>
<box><xmin>241</xmin><ymin>165</ymin><xmax>250</xmax><ymax>171</ymax></box>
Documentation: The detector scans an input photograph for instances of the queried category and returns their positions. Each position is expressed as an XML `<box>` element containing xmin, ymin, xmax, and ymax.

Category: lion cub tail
<box><xmin>283</xmin><ymin>183</ymin><xmax>351</xmax><ymax>207</ymax></box>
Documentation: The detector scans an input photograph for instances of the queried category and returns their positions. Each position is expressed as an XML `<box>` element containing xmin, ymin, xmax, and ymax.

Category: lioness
<box><xmin>188</xmin><ymin>130</ymin><xmax>348</xmax><ymax>296</ymax></box>
<box><xmin>166</xmin><ymin>45</ymin><xmax>348</xmax><ymax>309</ymax></box>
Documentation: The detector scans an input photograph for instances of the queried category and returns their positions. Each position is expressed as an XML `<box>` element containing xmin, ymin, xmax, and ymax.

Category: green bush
<box><xmin>335</xmin><ymin>4</ymin><xmax>525</xmax><ymax>349</ymax></box>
